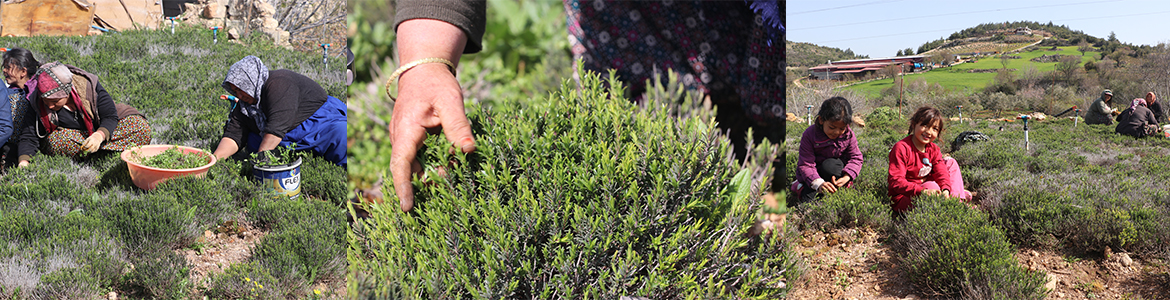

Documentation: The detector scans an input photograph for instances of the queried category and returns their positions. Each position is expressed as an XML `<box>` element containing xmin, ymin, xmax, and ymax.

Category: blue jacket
<box><xmin>0</xmin><ymin>85</ymin><xmax>24</xmax><ymax>146</ymax></box>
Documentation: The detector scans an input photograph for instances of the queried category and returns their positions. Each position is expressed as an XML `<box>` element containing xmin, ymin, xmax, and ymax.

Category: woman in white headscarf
<box><xmin>213</xmin><ymin>56</ymin><xmax>347</xmax><ymax>166</ymax></box>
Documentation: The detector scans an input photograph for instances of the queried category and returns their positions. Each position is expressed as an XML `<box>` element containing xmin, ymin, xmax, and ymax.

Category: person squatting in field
<box><xmin>212</xmin><ymin>56</ymin><xmax>348</xmax><ymax>166</ymax></box>
<box><xmin>16</xmin><ymin>61</ymin><xmax>150</xmax><ymax>168</ymax></box>
<box><xmin>386</xmin><ymin>0</ymin><xmax>785</xmax><ymax>212</ymax></box>
<box><xmin>1084</xmin><ymin>89</ymin><xmax>1118</xmax><ymax>125</ymax></box>
<box><xmin>1114</xmin><ymin>97</ymin><xmax>1160</xmax><ymax>138</ymax></box>
<box><xmin>791</xmin><ymin>96</ymin><xmax>863</xmax><ymax>205</ymax></box>
<box><xmin>887</xmin><ymin>106</ymin><xmax>973</xmax><ymax>213</ymax></box>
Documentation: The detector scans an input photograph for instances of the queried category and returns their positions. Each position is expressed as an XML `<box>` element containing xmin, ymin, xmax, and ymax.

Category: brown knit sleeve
<box><xmin>394</xmin><ymin>0</ymin><xmax>486</xmax><ymax>54</ymax></box>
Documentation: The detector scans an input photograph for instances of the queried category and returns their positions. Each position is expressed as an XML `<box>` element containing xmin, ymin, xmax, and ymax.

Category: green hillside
<box><xmin>786</xmin><ymin>40</ymin><xmax>869</xmax><ymax>68</ymax></box>
<box><xmin>847</xmin><ymin>46</ymin><xmax>1097</xmax><ymax>97</ymax></box>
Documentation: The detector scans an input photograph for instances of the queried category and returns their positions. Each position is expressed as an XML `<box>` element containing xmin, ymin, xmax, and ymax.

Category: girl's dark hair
<box><xmin>816</xmin><ymin>96</ymin><xmax>853</xmax><ymax>126</ymax></box>
<box><xmin>2</xmin><ymin>47</ymin><xmax>40</xmax><ymax>78</ymax></box>
<box><xmin>908</xmin><ymin>106</ymin><xmax>946</xmax><ymax>135</ymax></box>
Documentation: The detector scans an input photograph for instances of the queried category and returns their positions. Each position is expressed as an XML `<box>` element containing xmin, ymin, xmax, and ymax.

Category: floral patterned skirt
<box><xmin>46</xmin><ymin>115</ymin><xmax>151</xmax><ymax>156</ymax></box>
<box><xmin>565</xmin><ymin>0</ymin><xmax>786</xmax><ymax>128</ymax></box>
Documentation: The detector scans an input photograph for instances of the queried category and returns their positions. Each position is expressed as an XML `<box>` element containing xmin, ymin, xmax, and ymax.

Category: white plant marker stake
<box><xmin>1019</xmin><ymin>114</ymin><xmax>1031</xmax><ymax>151</ymax></box>
<box><xmin>806</xmin><ymin>105</ymin><xmax>814</xmax><ymax>126</ymax></box>
<box><xmin>320</xmin><ymin>43</ymin><xmax>330</xmax><ymax>65</ymax></box>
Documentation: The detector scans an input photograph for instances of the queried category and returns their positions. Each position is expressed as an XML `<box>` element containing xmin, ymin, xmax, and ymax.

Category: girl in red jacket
<box><xmin>887</xmin><ymin>106</ymin><xmax>972</xmax><ymax>213</ymax></box>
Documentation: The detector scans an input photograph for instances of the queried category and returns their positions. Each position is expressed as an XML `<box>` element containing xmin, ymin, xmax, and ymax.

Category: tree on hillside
<box><xmin>1056</xmin><ymin>55</ymin><xmax>1082</xmax><ymax>83</ymax></box>
<box><xmin>897</xmin><ymin>49</ymin><xmax>904</xmax><ymax>56</ymax></box>
<box><xmin>1001</xmin><ymin>54</ymin><xmax>1011</xmax><ymax>70</ymax></box>
<box><xmin>904</xmin><ymin>48</ymin><xmax>915</xmax><ymax>56</ymax></box>
<box><xmin>1078</xmin><ymin>41</ymin><xmax>1092</xmax><ymax>57</ymax></box>
<box><xmin>1108</xmin><ymin>31</ymin><xmax>1118</xmax><ymax>43</ymax></box>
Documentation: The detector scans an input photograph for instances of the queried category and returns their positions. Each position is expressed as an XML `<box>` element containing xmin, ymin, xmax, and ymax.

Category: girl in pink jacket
<box><xmin>887</xmin><ymin>106</ymin><xmax>972</xmax><ymax>212</ymax></box>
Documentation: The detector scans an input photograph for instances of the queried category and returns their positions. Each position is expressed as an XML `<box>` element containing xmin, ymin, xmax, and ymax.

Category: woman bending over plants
<box><xmin>1114</xmin><ymin>98</ymin><xmax>1161</xmax><ymax>138</ymax></box>
<box><xmin>791</xmin><ymin>96</ymin><xmax>863</xmax><ymax>205</ymax></box>
<box><xmin>887</xmin><ymin>106</ymin><xmax>973</xmax><ymax>213</ymax></box>
<box><xmin>16</xmin><ymin>62</ymin><xmax>150</xmax><ymax>168</ymax></box>
<box><xmin>212</xmin><ymin>56</ymin><xmax>347</xmax><ymax>166</ymax></box>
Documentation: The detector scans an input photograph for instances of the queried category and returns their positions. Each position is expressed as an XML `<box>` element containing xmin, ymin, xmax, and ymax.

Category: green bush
<box><xmin>204</xmin><ymin>262</ymin><xmax>281</xmax><ymax>300</ymax></box>
<box><xmin>798</xmin><ymin>188</ymin><xmax>892</xmax><ymax>232</ymax></box>
<box><xmin>252</xmin><ymin>215</ymin><xmax>346</xmax><ymax>285</ymax></box>
<box><xmin>865</xmin><ymin>106</ymin><xmax>905</xmax><ymax>135</ymax></box>
<box><xmin>246</xmin><ymin>197</ymin><xmax>346</xmax><ymax>296</ymax></box>
<box><xmin>120</xmin><ymin>251</ymin><xmax>190</xmax><ymax>299</ymax></box>
<box><xmin>894</xmin><ymin>195</ymin><xmax>1045</xmax><ymax>299</ymax></box>
<box><xmin>350</xmin><ymin>69</ymin><xmax>801</xmax><ymax>298</ymax></box>
<box><xmin>300</xmin><ymin>154</ymin><xmax>348</xmax><ymax>205</ymax></box>
<box><xmin>105</xmin><ymin>195</ymin><xmax>198</xmax><ymax>253</ymax></box>
<box><xmin>989</xmin><ymin>189</ymin><xmax>1068</xmax><ymax>248</ymax></box>
<box><xmin>33</xmin><ymin>267</ymin><xmax>100</xmax><ymax>300</ymax></box>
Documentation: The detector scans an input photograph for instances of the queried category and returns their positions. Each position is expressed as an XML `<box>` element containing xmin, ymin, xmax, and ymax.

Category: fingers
<box><xmin>390</xmin><ymin>123</ymin><xmax>427</xmax><ymax>212</ymax></box>
<box><xmin>821</xmin><ymin>182</ymin><xmax>838</xmax><ymax>194</ymax></box>
<box><xmin>437</xmin><ymin>98</ymin><xmax>476</xmax><ymax>154</ymax></box>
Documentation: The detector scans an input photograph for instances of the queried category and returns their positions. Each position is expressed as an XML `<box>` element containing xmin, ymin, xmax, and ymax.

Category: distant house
<box><xmin>1015</xmin><ymin>26</ymin><xmax>1031</xmax><ymax>35</ymax></box>
<box><xmin>808</xmin><ymin>55</ymin><xmax>926</xmax><ymax>80</ymax></box>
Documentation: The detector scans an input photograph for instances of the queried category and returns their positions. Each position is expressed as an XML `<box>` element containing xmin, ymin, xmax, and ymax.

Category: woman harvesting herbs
<box><xmin>16</xmin><ymin>62</ymin><xmax>151</xmax><ymax>168</ymax></box>
<box><xmin>212</xmin><ymin>56</ymin><xmax>347</xmax><ymax>166</ymax></box>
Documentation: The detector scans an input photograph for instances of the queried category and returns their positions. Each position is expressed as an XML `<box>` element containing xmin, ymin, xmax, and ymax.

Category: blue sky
<box><xmin>787</xmin><ymin>0</ymin><xmax>1170</xmax><ymax>58</ymax></box>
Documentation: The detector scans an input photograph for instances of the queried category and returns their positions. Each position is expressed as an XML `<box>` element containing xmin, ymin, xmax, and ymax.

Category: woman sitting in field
<box><xmin>887</xmin><ymin>106</ymin><xmax>973</xmax><ymax>213</ymax></box>
<box><xmin>0</xmin><ymin>48</ymin><xmax>38</xmax><ymax>168</ymax></box>
<box><xmin>212</xmin><ymin>56</ymin><xmax>347</xmax><ymax>166</ymax></box>
<box><xmin>792</xmin><ymin>96</ymin><xmax>863</xmax><ymax>205</ymax></box>
<box><xmin>1114</xmin><ymin>98</ymin><xmax>1160</xmax><ymax>138</ymax></box>
<box><xmin>16</xmin><ymin>62</ymin><xmax>150</xmax><ymax>167</ymax></box>
<box><xmin>1085</xmin><ymin>89</ymin><xmax>1117</xmax><ymax>125</ymax></box>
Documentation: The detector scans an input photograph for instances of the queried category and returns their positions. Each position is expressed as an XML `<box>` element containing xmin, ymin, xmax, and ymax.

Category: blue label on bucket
<box><xmin>254</xmin><ymin>164</ymin><xmax>301</xmax><ymax>199</ymax></box>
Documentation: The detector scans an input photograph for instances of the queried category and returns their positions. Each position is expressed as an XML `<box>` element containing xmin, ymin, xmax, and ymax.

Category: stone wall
<box><xmin>178</xmin><ymin>0</ymin><xmax>290</xmax><ymax>47</ymax></box>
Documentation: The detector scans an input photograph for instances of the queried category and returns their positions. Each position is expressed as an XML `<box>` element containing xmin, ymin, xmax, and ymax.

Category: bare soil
<box><xmin>786</xmin><ymin>227</ymin><xmax>1170</xmax><ymax>300</ymax></box>
<box><xmin>178</xmin><ymin>219</ymin><xmax>267</xmax><ymax>286</ymax></box>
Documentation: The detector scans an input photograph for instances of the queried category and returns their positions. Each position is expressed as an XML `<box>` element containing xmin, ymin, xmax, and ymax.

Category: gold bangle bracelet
<box><xmin>385</xmin><ymin>57</ymin><xmax>456</xmax><ymax>101</ymax></box>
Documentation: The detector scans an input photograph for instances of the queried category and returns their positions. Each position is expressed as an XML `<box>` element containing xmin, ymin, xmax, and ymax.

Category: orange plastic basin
<box><xmin>121</xmin><ymin>145</ymin><xmax>217</xmax><ymax>190</ymax></box>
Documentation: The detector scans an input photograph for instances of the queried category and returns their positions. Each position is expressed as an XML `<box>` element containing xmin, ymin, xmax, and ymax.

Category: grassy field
<box><xmin>0</xmin><ymin>27</ymin><xmax>347</xmax><ymax>298</ymax></box>
<box><xmin>847</xmin><ymin>46</ymin><xmax>1099</xmax><ymax>97</ymax></box>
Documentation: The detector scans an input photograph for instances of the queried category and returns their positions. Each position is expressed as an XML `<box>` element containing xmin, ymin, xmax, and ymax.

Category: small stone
<box><xmin>204</xmin><ymin>230</ymin><xmax>214</xmax><ymax>239</ymax></box>
<box><xmin>1119</xmin><ymin>253</ymin><xmax>1133</xmax><ymax>266</ymax></box>
<box><xmin>108</xmin><ymin>291</ymin><xmax>117</xmax><ymax>300</ymax></box>
<box><xmin>874</xmin><ymin>285</ymin><xmax>881</xmax><ymax>292</ymax></box>
<box><xmin>202</xmin><ymin>4</ymin><xmax>224</xmax><ymax>19</ymax></box>
<box><xmin>1030</xmin><ymin>250</ymin><xmax>1039</xmax><ymax>257</ymax></box>
<box><xmin>1044</xmin><ymin>274</ymin><xmax>1057</xmax><ymax>291</ymax></box>
<box><xmin>903</xmin><ymin>294</ymin><xmax>919</xmax><ymax>300</ymax></box>
<box><xmin>1055</xmin><ymin>292</ymin><xmax>1064</xmax><ymax>298</ymax></box>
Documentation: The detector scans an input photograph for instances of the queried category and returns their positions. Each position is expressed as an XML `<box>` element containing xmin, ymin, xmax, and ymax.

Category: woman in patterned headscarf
<box><xmin>212</xmin><ymin>56</ymin><xmax>347</xmax><ymax>166</ymax></box>
<box><xmin>1115</xmin><ymin>97</ymin><xmax>1160</xmax><ymax>138</ymax></box>
<box><xmin>15</xmin><ymin>61</ymin><xmax>150</xmax><ymax>167</ymax></box>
